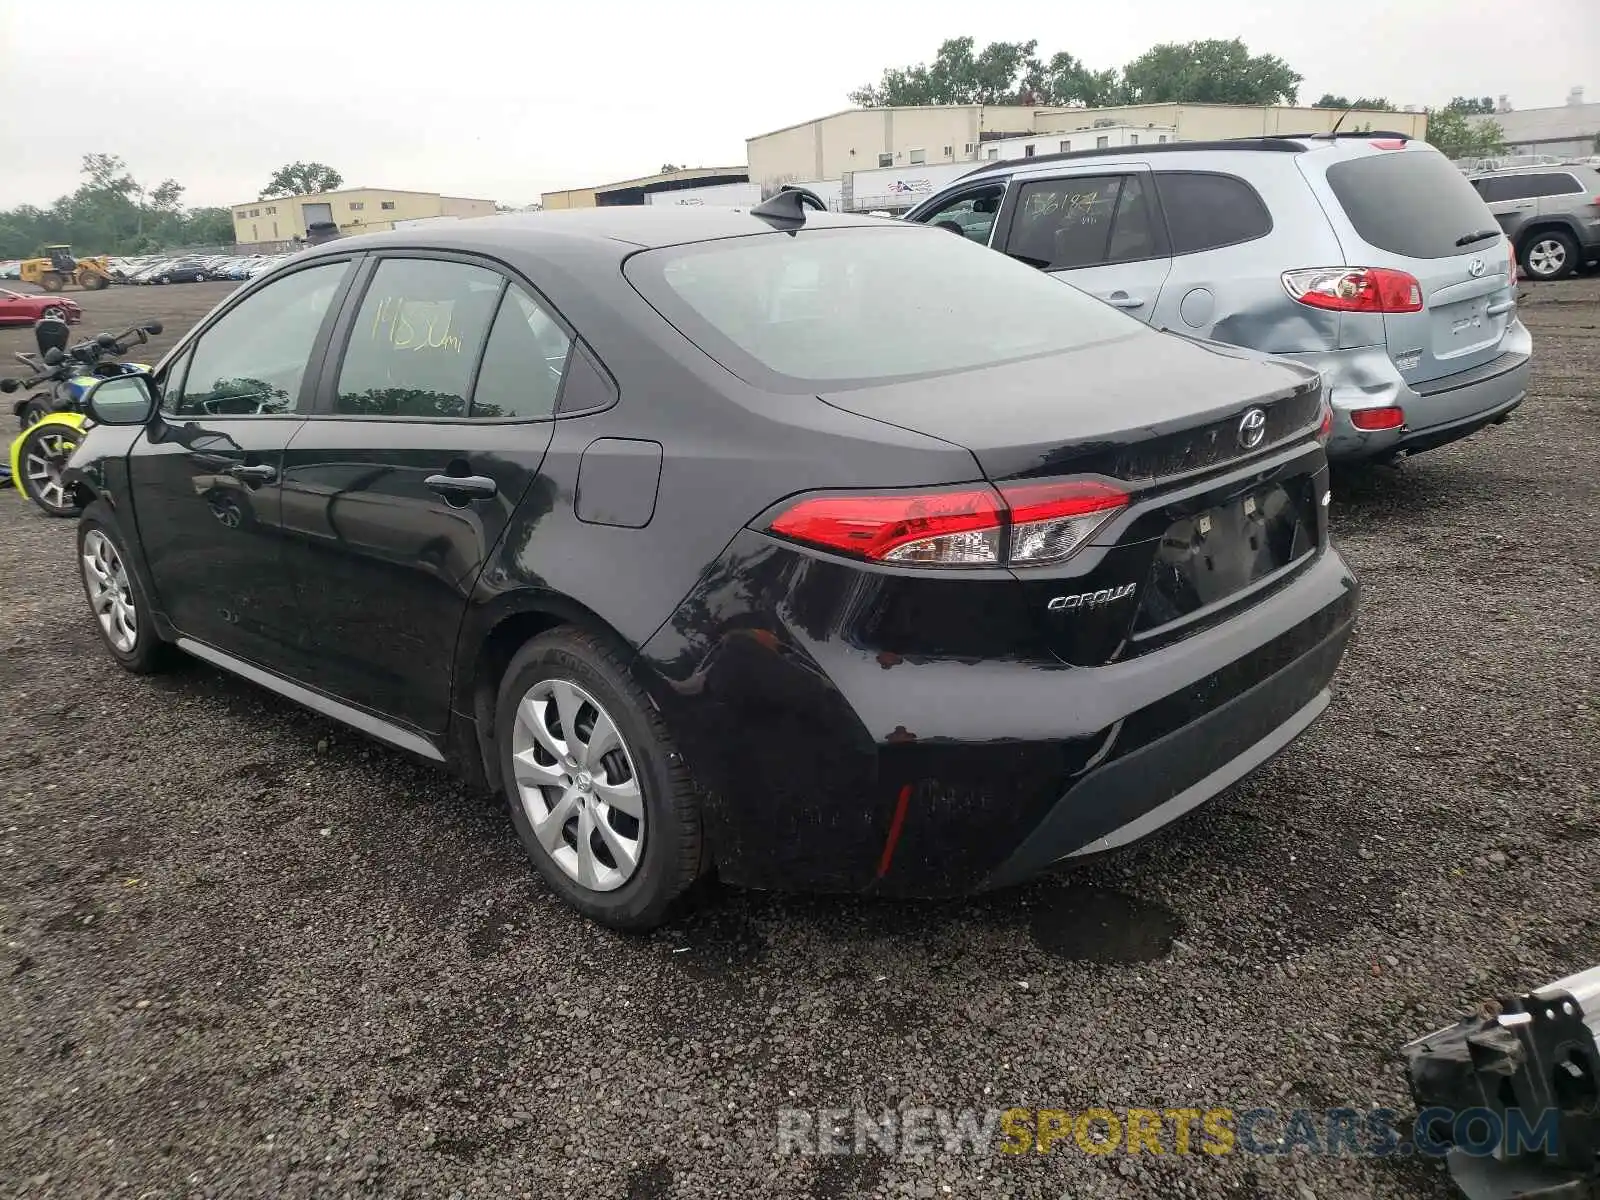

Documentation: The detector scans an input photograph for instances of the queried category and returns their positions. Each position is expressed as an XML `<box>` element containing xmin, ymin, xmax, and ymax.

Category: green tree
<box><xmin>1448</xmin><ymin>96</ymin><xmax>1496</xmax><ymax>115</ymax></box>
<box><xmin>1426</xmin><ymin>103</ymin><xmax>1506</xmax><ymax>159</ymax></box>
<box><xmin>850</xmin><ymin>37</ymin><xmax>1304</xmax><ymax>110</ymax></box>
<box><xmin>1120</xmin><ymin>39</ymin><xmax>1301</xmax><ymax>106</ymax></box>
<box><xmin>1314</xmin><ymin>93</ymin><xmax>1392</xmax><ymax>109</ymax></box>
<box><xmin>259</xmin><ymin>161</ymin><xmax>344</xmax><ymax>200</ymax></box>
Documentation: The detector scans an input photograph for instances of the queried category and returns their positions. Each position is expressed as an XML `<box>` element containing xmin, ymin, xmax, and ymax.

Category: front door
<box><xmin>279</xmin><ymin>254</ymin><xmax>568</xmax><ymax>733</ymax></box>
<box><xmin>994</xmin><ymin>168</ymin><xmax>1173</xmax><ymax>323</ymax></box>
<box><xmin>128</xmin><ymin>258</ymin><xmax>356</xmax><ymax>672</ymax></box>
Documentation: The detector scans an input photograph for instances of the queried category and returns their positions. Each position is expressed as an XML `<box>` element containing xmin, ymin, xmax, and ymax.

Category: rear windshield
<box><xmin>625</xmin><ymin>225</ymin><xmax>1139</xmax><ymax>391</ymax></box>
<box><xmin>1324</xmin><ymin>150</ymin><xmax>1499</xmax><ymax>260</ymax></box>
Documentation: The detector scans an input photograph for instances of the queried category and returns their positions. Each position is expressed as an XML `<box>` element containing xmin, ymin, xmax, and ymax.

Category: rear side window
<box><xmin>1157</xmin><ymin>173</ymin><xmax>1272</xmax><ymax>254</ymax></box>
<box><xmin>1006</xmin><ymin>174</ymin><xmax>1160</xmax><ymax>269</ymax></box>
<box><xmin>335</xmin><ymin>258</ymin><xmax>503</xmax><ymax>417</ymax></box>
<box><xmin>626</xmin><ymin>225</ymin><xmax>1139</xmax><ymax>391</ymax></box>
<box><xmin>470</xmin><ymin>285</ymin><xmax>572</xmax><ymax>420</ymax></box>
<box><xmin>1524</xmin><ymin>172</ymin><xmax>1587</xmax><ymax>197</ymax></box>
<box><xmin>1325</xmin><ymin>151</ymin><xmax>1498</xmax><ymax>259</ymax></box>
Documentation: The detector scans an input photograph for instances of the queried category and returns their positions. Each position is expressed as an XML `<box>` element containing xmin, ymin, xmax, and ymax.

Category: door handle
<box><xmin>1485</xmin><ymin>300</ymin><xmax>1516</xmax><ymax>315</ymax></box>
<box><xmin>1106</xmin><ymin>294</ymin><xmax>1145</xmax><ymax>309</ymax></box>
<box><xmin>227</xmin><ymin>464</ymin><xmax>277</xmax><ymax>484</ymax></box>
<box><xmin>425</xmin><ymin>473</ymin><xmax>498</xmax><ymax>500</ymax></box>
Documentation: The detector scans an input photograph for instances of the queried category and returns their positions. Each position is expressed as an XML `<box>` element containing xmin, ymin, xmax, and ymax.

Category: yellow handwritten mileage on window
<box><xmin>999</xmin><ymin>1108</ymin><xmax>1237</xmax><ymax>1155</ymax></box>
<box><xmin>367</xmin><ymin>296</ymin><xmax>463</xmax><ymax>354</ymax></box>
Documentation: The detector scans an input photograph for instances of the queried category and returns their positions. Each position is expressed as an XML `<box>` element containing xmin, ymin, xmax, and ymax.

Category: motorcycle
<box><xmin>4</xmin><ymin>316</ymin><xmax>162</xmax><ymax>517</ymax></box>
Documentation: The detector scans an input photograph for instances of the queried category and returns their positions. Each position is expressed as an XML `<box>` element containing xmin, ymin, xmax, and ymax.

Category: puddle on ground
<box><xmin>1028</xmin><ymin>884</ymin><xmax>1183</xmax><ymax>964</ymax></box>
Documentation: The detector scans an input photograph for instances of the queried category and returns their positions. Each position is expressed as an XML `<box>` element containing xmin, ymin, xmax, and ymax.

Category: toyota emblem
<box><xmin>1237</xmin><ymin>408</ymin><xmax>1267</xmax><ymax>450</ymax></box>
<box><xmin>1468</xmin><ymin>257</ymin><xmax>1486</xmax><ymax>278</ymax></box>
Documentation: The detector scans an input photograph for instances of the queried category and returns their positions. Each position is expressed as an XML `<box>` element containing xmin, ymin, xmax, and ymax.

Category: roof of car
<box><xmin>954</xmin><ymin>132</ymin><xmax>1424</xmax><ymax>182</ymax></box>
<box><xmin>305</xmin><ymin>207</ymin><xmax>892</xmax><ymax>261</ymax></box>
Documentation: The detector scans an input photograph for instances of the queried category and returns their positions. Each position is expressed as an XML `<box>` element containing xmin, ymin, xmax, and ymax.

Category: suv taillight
<box><xmin>1507</xmin><ymin>239</ymin><xmax>1519</xmax><ymax>282</ymax></box>
<box><xmin>765</xmin><ymin>479</ymin><xmax>1129</xmax><ymax>569</ymax></box>
<box><xmin>1282</xmin><ymin>267</ymin><xmax>1424</xmax><ymax>314</ymax></box>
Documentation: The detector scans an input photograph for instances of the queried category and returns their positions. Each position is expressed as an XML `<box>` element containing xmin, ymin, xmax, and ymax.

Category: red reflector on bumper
<box><xmin>1350</xmin><ymin>406</ymin><xmax>1405</xmax><ymax>431</ymax></box>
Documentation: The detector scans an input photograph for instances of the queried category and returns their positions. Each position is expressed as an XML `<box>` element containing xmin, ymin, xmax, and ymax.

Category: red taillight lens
<box><xmin>1282</xmin><ymin>267</ymin><xmax>1424</xmax><ymax>314</ymax></box>
<box><xmin>1507</xmin><ymin>239</ymin><xmax>1519</xmax><ymax>281</ymax></box>
<box><xmin>999</xmin><ymin>479</ymin><xmax>1129</xmax><ymax>565</ymax></box>
<box><xmin>1349</xmin><ymin>406</ymin><xmax>1405</xmax><ymax>431</ymax></box>
<box><xmin>765</xmin><ymin>479</ymin><xmax>1129</xmax><ymax>568</ymax></box>
<box><xmin>1369</xmin><ymin>139</ymin><xmax>1407</xmax><ymax>150</ymax></box>
<box><xmin>1317</xmin><ymin>401</ymin><xmax>1334</xmax><ymax>441</ymax></box>
<box><xmin>767</xmin><ymin>487</ymin><xmax>1004</xmax><ymax>566</ymax></box>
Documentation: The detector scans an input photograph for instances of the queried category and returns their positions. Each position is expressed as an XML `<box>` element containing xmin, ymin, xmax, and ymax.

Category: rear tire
<box><xmin>77</xmin><ymin>505</ymin><xmax>176</xmax><ymax>674</ymax></box>
<box><xmin>15</xmin><ymin>422</ymin><xmax>84</xmax><ymax>517</ymax></box>
<box><xmin>1521</xmin><ymin>230</ymin><xmax>1578</xmax><ymax>281</ymax></box>
<box><xmin>495</xmin><ymin>627</ymin><xmax>703</xmax><ymax>931</ymax></box>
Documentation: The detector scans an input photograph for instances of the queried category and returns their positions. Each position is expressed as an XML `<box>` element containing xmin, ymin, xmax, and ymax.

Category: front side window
<box><xmin>168</xmin><ymin>261</ymin><xmax>351</xmax><ymax>416</ymax></box>
<box><xmin>915</xmin><ymin>185</ymin><xmax>1005</xmax><ymax>244</ymax></box>
<box><xmin>1475</xmin><ymin>175</ymin><xmax>1535</xmax><ymax>203</ymax></box>
<box><xmin>334</xmin><ymin>258</ymin><xmax>504</xmax><ymax>417</ymax></box>
<box><xmin>1006</xmin><ymin>174</ymin><xmax>1158</xmax><ymax>270</ymax></box>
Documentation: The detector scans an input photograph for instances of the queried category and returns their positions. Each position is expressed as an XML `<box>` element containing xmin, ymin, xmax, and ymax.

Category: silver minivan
<box><xmin>905</xmin><ymin>135</ymin><xmax>1531</xmax><ymax>463</ymax></box>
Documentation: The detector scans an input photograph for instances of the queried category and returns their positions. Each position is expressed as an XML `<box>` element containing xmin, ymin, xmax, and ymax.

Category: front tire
<box><xmin>495</xmin><ymin>628</ymin><xmax>703</xmax><ymax>930</ymax></box>
<box><xmin>41</xmin><ymin>305</ymin><xmax>67</xmax><ymax>322</ymax></box>
<box><xmin>1522</xmin><ymin>230</ymin><xmax>1578</xmax><ymax>281</ymax></box>
<box><xmin>16</xmin><ymin>422</ymin><xmax>84</xmax><ymax>517</ymax></box>
<box><xmin>77</xmin><ymin>508</ymin><xmax>175</xmax><ymax>673</ymax></box>
<box><xmin>18</xmin><ymin>397</ymin><xmax>52</xmax><ymax>429</ymax></box>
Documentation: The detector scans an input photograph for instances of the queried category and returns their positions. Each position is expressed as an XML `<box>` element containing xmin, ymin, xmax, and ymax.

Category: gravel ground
<box><xmin>1</xmin><ymin>279</ymin><xmax>1596</xmax><ymax>1200</ymax></box>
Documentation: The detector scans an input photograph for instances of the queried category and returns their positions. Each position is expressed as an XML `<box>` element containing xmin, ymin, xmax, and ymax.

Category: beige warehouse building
<box><xmin>747</xmin><ymin>102</ymin><xmax>1430</xmax><ymax>192</ymax></box>
<box><xmin>231</xmin><ymin>188</ymin><xmax>496</xmax><ymax>250</ymax></box>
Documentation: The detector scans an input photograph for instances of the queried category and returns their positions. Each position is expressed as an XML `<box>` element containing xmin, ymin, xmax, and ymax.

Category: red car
<box><xmin>0</xmin><ymin>289</ymin><xmax>82</xmax><ymax>327</ymax></box>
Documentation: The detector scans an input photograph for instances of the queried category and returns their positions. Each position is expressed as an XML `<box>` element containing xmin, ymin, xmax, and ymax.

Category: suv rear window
<box><xmin>626</xmin><ymin>225</ymin><xmax>1139</xmax><ymax>391</ymax></box>
<box><xmin>1324</xmin><ymin>150</ymin><xmax>1498</xmax><ymax>260</ymax></box>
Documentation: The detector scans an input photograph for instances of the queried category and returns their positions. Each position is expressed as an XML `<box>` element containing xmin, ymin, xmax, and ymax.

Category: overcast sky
<box><xmin>1</xmin><ymin>0</ymin><xmax>1594</xmax><ymax>210</ymax></box>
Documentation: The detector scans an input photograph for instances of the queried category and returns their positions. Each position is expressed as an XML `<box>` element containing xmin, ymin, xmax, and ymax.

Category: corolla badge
<box><xmin>1047</xmin><ymin>582</ymin><xmax>1138</xmax><ymax>611</ymax></box>
<box><xmin>1237</xmin><ymin>408</ymin><xmax>1267</xmax><ymax>450</ymax></box>
<box><xmin>1468</xmin><ymin>257</ymin><xmax>1486</xmax><ymax>278</ymax></box>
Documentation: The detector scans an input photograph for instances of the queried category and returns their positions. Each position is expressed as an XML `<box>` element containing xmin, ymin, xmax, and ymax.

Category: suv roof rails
<box><xmin>957</xmin><ymin>137</ymin><xmax>1308</xmax><ymax>180</ymax></box>
<box><xmin>1266</xmin><ymin>130</ymin><xmax>1414</xmax><ymax>142</ymax></box>
<box><xmin>750</xmin><ymin>185</ymin><xmax>829</xmax><ymax>225</ymax></box>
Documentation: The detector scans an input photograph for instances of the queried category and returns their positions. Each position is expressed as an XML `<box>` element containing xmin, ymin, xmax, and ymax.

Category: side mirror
<box><xmin>143</xmin><ymin>321</ymin><xmax>164</xmax><ymax>335</ymax></box>
<box><xmin>86</xmin><ymin>373</ymin><xmax>158</xmax><ymax>426</ymax></box>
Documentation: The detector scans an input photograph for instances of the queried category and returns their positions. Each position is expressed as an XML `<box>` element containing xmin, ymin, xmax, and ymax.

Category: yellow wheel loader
<box><xmin>20</xmin><ymin>245</ymin><xmax>111</xmax><ymax>293</ymax></box>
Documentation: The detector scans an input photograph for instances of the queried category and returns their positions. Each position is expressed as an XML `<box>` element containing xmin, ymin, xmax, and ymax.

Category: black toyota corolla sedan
<box><xmin>64</xmin><ymin>195</ymin><xmax>1358</xmax><ymax>929</ymax></box>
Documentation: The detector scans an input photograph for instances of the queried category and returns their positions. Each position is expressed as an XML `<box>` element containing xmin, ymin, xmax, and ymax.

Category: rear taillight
<box><xmin>1282</xmin><ymin>267</ymin><xmax>1424</xmax><ymax>314</ymax></box>
<box><xmin>1317</xmin><ymin>399</ymin><xmax>1334</xmax><ymax>441</ymax></box>
<box><xmin>1369</xmin><ymin>139</ymin><xmax>1407</xmax><ymax>150</ymax></box>
<box><xmin>765</xmin><ymin>479</ymin><xmax>1129</xmax><ymax>568</ymax></box>
<box><xmin>1507</xmin><ymin>239</ymin><xmax>1519</xmax><ymax>281</ymax></box>
<box><xmin>1350</xmin><ymin>406</ymin><xmax>1405</xmax><ymax>431</ymax></box>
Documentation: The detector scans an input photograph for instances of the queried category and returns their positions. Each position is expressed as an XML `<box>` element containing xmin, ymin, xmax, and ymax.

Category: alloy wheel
<box><xmin>510</xmin><ymin>678</ymin><xmax>645</xmax><ymax>892</ymax></box>
<box><xmin>82</xmin><ymin>528</ymin><xmax>138</xmax><ymax>653</ymax></box>
<box><xmin>1528</xmin><ymin>238</ymin><xmax>1567</xmax><ymax>278</ymax></box>
<box><xmin>42</xmin><ymin>306</ymin><xmax>65</xmax><ymax>322</ymax></box>
<box><xmin>23</xmin><ymin>430</ymin><xmax>77</xmax><ymax>510</ymax></box>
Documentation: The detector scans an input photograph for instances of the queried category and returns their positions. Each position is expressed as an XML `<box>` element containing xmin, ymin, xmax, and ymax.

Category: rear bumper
<box><xmin>1285</xmin><ymin>320</ymin><xmax>1532</xmax><ymax>462</ymax></box>
<box><xmin>642</xmin><ymin>535</ymin><xmax>1358</xmax><ymax>897</ymax></box>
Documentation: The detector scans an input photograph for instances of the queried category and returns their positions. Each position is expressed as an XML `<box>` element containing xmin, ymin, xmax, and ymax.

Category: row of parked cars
<box><xmin>107</xmin><ymin>253</ymin><xmax>290</xmax><ymax>285</ymax></box>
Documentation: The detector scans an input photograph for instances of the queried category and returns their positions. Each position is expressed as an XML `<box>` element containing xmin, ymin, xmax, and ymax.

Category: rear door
<box><xmin>278</xmin><ymin>252</ymin><xmax>572</xmax><ymax>733</ymax></box>
<box><xmin>993</xmin><ymin>167</ymin><xmax>1172</xmax><ymax>322</ymax></box>
<box><xmin>1312</xmin><ymin>147</ymin><xmax>1517</xmax><ymax>387</ymax></box>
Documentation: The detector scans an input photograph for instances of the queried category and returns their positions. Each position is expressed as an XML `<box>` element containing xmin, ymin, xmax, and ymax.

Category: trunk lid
<box><xmin>819</xmin><ymin>331</ymin><xmax>1329</xmax><ymax>666</ymax></box>
<box><xmin>817</xmin><ymin>329</ymin><xmax>1322</xmax><ymax>484</ymax></box>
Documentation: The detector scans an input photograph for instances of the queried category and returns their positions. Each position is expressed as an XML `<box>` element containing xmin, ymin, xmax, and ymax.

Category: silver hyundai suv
<box><xmin>904</xmin><ymin>135</ymin><xmax>1531</xmax><ymax>464</ymax></box>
